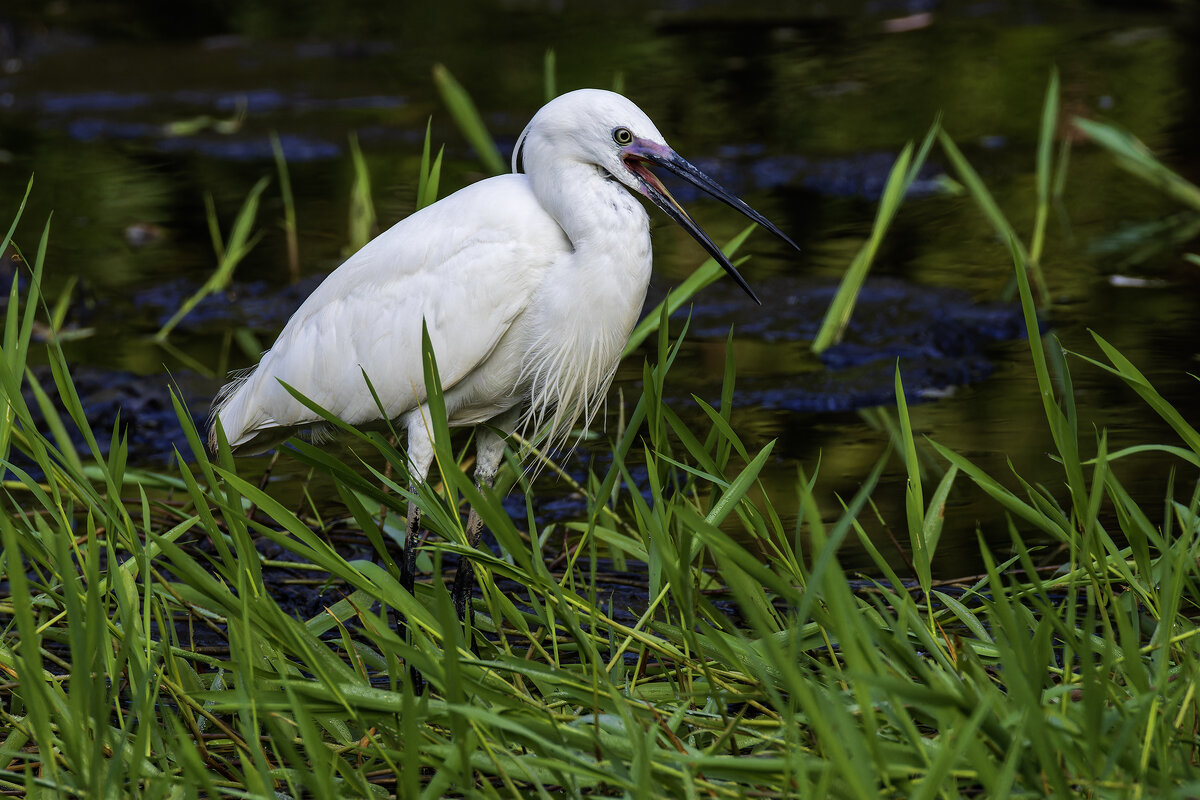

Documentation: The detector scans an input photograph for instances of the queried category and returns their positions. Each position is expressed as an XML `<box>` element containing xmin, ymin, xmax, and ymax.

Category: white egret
<box><xmin>210</xmin><ymin>88</ymin><xmax>797</xmax><ymax>649</ymax></box>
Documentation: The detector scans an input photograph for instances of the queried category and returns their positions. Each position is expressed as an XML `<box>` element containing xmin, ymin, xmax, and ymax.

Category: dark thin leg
<box><xmin>397</xmin><ymin>495</ymin><xmax>425</xmax><ymax>693</ymax></box>
<box><xmin>452</xmin><ymin>505</ymin><xmax>487</xmax><ymax>654</ymax></box>
<box><xmin>399</xmin><ymin>496</ymin><xmax>422</xmax><ymax>598</ymax></box>
<box><xmin>450</xmin><ymin>422</ymin><xmax>510</xmax><ymax>654</ymax></box>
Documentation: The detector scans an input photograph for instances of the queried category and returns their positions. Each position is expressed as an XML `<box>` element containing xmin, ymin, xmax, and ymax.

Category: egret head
<box><xmin>512</xmin><ymin>89</ymin><xmax>799</xmax><ymax>305</ymax></box>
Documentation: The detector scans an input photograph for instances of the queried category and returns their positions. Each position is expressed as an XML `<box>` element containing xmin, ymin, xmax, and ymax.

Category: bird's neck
<box><xmin>531</xmin><ymin>160</ymin><xmax>651</xmax><ymax>261</ymax></box>
<box><xmin>515</xmin><ymin>161</ymin><xmax>655</xmax><ymax>453</ymax></box>
<box><xmin>521</xmin><ymin>161</ymin><xmax>655</xmax><ymax>378</ymax></box>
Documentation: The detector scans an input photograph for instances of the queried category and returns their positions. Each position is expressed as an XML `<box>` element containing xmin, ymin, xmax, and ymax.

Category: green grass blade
<box><xmin>624</xmin><ymin>226</ymin><xmax>755</xmax><ymax>356</ymax></box>
<box><xmin>543</xmin><ymin>48</ymin><xmax>557</xmax><ymax>102</ymax></box>
<box><xmin>1073</xmin><ymin>333</ymin><xmax>1200</xmax><ymax>456</ymax></box>
<box><xmin>347</xmin><ymin>131</ymin><xmax>376</xmax><ymax>252</ymax></box>
<box><xmin>939</xmin><ymin>130</ymin><xmax>1050</xmax><ymax>305</ymax></box>
<box><xmin>416</xmin><ymin>118</ymin><xmax>445</xmax><ymax>211</ymax></box>
<box><xmin>812</xmin><ymin>119</ymin><xmax>938</xmax><ymax>354</ymax></box>
<box><xmin>1030</xmin><ymin>67</ymin><xmax>1059</xmax><ymax>265</ymax></box>
<box><xmin>270</xmin><ymin>131</ymin><xmax>300</xmax><ymax>283</ymax></box>
<box><xmin>894</xmin><ymin>364</ymin><xmax>930</xmax><ymax>593</ymax></box>
<box><xmin>155</xmin><ymin>176</ymin><xmax>269</xmax><ymax>340</ymax></box>
<box><xmin>433</xmin><ymin>63</ymin><xmax>507</xmax><ymax>176</ymax></box>
<box><xmin>1074</xmin><ymin>117</ymin><xmax>1200</xmax><ymax>212</ymax></box>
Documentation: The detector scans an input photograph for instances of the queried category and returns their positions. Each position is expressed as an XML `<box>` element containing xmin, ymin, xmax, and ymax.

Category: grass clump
<box><xmin>2</xmin><ymin>211</ymin><xmax>1199</xmax><ymax>798</ymax></box>
<box><xmin>2</xmin><ymin>73</ymin><xmax>1200</xmax><ymax>797</ymax></box>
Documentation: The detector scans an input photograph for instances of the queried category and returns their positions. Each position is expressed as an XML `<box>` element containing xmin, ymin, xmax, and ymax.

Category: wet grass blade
<box><xmin>1011</xmin><ymin>236</ymin><xmax>1090</xmax><ymax>524</ymax></box>
<box><xmin>155</xmin><ymin>176</ymin><xmax>269</xmax><ymax>340</ymax></box>
<box><xmin>1</xmin><ymin>180</ymin><xmax>40</xmax><ymax>465</ymax></box>
<box><xmin>939</xmin><ymin>130</ymin><xmax>1051</xmax><ymax>306</ymax></box>
<box><xmin>1075</xmin><ymin>117</ymin><xmax>1200</xmax><ymax>212</ymax></box>
<box><xmin>543</xmin><ymin>48</ymin><xmax>557</xmax><ymax>102</ymax></box>
<box><xmin>893</xmin><ymin>364</ymin><xmax>933</xmax><ymax>598</ymax></box>
<box><xmin>346</xmin><ymin>131</ymin><xmax>376</xmax><ymax>252</ymax></box>
<box><xmin>433</xmin><ymin>64</ymin><xmax>507</xmax><ymax>176</ymax></box>
<box><xmin>416</xmin><ymin>118</ymin><xmax>445</xmax><ymax>211</ymax></box>
<box><xmin>812</xmin><ymin>120</ymin><xmax>938</xmax><ymax>354</ymax></box>
<box><xmin>1030</xmin><ymin>67</ymin><xmax>1059</xmax><ymax>266</ymax></box>
<box><xmin>1071</xmin><ymin>332</ymin><xmax>1200</xmax><ymax>456</ymax></box>
<box><xmin>270</xmin><ymin>131</ymin><xmax>300</xmax><ymax>283</ymax></box>
<box><xmin>624</xmin><ymin>225</ymin><xmax>755</xmax><ymax>356</ymax></box>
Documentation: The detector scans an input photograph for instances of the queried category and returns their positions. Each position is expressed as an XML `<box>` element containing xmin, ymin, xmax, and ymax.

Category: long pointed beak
<box><xmin>623</xmin><ymin>139</ymin><xmax>800</xmax><ymax>305</ymax></box>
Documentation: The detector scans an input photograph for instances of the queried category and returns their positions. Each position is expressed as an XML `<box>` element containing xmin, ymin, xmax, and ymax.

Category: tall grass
<box><xmin>3</xmin><ymin>206</ymin><xmax>1199</xmax><ymax>797</ymax></box>
<box><xmin>154</xmin><ymin>177</ymin><xmax>269</xmax><ymax>342</ymax></box>
<box><xmin>813</xmin><ymin>69</ymin><xmax>1066</xmax><ymax>354</ymax></box>
<box><xmin>2</xmin><ymin>73</ymin><xmax>1199</xmax><ymax>797</ymax></box>
<box><xmin>811</xmin><ymin>122</ymin><xmax>939</xmax><ymax>354</ymax></box>
<box><xmin>271</xmin><ymin>132</ymin><xmax>301</xmax><ymax>284</ymax></box>
<box><xmin>433</xmin><ymin>64</ymin><xmax>507</xmax><ymax>177</ymax></box>
<box><xmin>346</xmin><ymin>132</ymin><xmax>376</xmax><ymax>253</ymax></box>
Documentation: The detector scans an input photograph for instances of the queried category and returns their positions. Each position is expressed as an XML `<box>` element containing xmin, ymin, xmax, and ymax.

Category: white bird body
<box><xmin>214</xmin><ymin>96</ymin><xmax>660</xmax><ymax>470</ymax></box>
<box><xmin>215</xmin><ymin>172</ymin><xmax>652</xmax><ymax>461</ymax></box>
<box><xmin>210</xmin><ymin>88</ymin><xmax>796</xmax><ymax>642</ymax></box>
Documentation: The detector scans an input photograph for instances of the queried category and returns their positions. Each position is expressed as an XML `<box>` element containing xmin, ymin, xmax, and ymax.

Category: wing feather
<box><xmin>212</xmin><ymin>174</ymin><xmax>567</xmax><ymax>451</ymax></box>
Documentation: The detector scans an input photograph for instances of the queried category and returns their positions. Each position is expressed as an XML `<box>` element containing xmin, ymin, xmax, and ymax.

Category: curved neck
<box><xmin>527</xmin><ymin>158</ymin><xmax>648</xmax><ymax>250</ymax></box>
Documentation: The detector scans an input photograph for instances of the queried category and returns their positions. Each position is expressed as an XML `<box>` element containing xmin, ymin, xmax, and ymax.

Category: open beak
<box><xmin>623</xmin><ymin>138</ymin><xmax>799</xmax><ymax>305</ymax></box>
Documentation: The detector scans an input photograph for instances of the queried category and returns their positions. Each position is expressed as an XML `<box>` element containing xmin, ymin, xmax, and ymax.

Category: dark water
<box><xmin>2</xmin><ymin>1</ymin><xmax>1199</xmax><ymax>576</ymax></box>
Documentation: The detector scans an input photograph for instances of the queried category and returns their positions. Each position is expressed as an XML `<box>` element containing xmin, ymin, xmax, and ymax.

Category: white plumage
<box><xmin>212</xmin><ymin>172</ymin><xmax>613</xmax><ymax>462</ymax></box>
<box><xmin>209</xmin><ymin>88</ymin><xmax>797</xmax><ymax>635</ymax></box>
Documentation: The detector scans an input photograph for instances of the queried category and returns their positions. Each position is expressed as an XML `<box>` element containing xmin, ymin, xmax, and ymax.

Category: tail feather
<box><xmin>208</xmin><ymin>365</ymin><xmax>262</xmax><ymax>454</ymax></box>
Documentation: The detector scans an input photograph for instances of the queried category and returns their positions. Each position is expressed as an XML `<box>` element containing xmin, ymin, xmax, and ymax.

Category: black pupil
<box><xmin>616</xmin><ymin>129</ymin><xmax>630</xmax><ymax>143</ymax></box>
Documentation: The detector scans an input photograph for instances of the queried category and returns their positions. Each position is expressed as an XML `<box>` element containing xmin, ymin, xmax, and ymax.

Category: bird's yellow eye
<box><xmin>612</xmin><ymin>127</ymin><xmax>633</xmax><ymax>145</ymax></box>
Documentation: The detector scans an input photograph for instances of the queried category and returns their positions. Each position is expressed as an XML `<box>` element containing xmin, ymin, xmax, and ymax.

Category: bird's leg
<box><xmin>395</xmin><ymin>495</ymin><xmax>427</xmax><ymax>693</ymax></box>
<box><xmin>395</xmin><ymin>424</ymin><xmax>434</xmax><ymax>693</ymax></box>
<box><xmin>398</xmin><ymin>428</ymin><xmax>435</xmax><ymax>601</ymax></box>
<box><xmin>392</xmin><ymin>497</ymin><xmax>421</xmax><ymax>641</ymax></box>
<box><xmin>399</xmin><ymin>496</ymin><xmax>422</xmax><ymax>598</ymax></box>
<box><xmin>452</xmin><ymin>424</ymin><xmax>509</xmax><ymax>654</ymax></box>
<box><xmin>452</xmin><ymin>505</ymin><xmax>486</xmax><ymax>652</ymax></box>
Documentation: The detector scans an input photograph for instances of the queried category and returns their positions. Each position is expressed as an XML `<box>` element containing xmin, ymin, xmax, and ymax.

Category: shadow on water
<box><xmin>2</xmin><ymin>0</ymin><xmax>1199</xmax><ymax>579</ymax></box>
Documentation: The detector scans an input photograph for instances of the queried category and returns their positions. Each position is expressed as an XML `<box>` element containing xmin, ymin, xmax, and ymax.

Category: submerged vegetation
<box><xmin>2</xmin><ymin>67</ymin><xmax>1199</xmax><ymax>798</ymax></box>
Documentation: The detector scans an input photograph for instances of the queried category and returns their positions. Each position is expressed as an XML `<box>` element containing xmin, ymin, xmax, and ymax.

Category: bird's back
<box><xmin>210</xmin><ymin>174</ymin><xmax>570</xmax><ymax>453</ymax></box>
